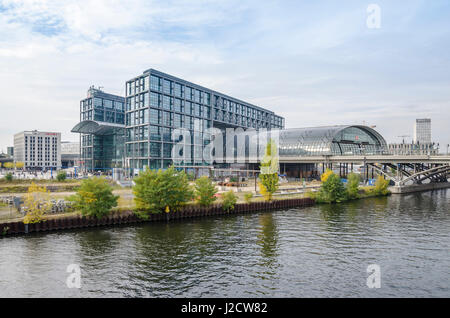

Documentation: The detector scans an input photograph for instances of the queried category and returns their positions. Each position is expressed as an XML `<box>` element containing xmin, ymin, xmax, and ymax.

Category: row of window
<box><xmin>81</xmin><ymin>109</ymin><xmax>125</xmax><ymax>124</ymax></box>
<box><xmin>127</xmin><ymin>75</ymin><xmax>212</xmax><ymax>106</ymax></box>
<box><xmin>81</xmin><ymin>97</ymin><xmax>125</xmax><ymax>112</ymax></box>
<box><xmin>126</xmin><ymin>142</ymin><xmax>205</xmax><ymax>160</ymax></box>
<box><xmin>126</xmin><ymin>126</ymin><xmax>210</xmax><ymax>144</ymax></box>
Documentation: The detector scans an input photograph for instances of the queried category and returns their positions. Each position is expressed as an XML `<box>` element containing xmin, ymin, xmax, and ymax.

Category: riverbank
<box><xmin>389</xmin><ymin>182</ymin><xmax>450</xmax><ymax>194</ymax></box>
<box><xmin>0</xmin><ymin>197</ymin><xmax>315</xmax><ymax>237</ymax></box>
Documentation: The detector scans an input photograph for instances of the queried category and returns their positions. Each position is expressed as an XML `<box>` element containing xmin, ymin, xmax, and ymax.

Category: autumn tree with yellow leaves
<box><xmin>23</xmin><ymin>183</ymin><xmax>52</xmax><ymax>224</ymax></box>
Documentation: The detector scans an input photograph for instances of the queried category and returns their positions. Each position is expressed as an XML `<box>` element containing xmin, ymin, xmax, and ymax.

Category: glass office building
<box><xmin>124</xmin><ymin>69</ymin><xmax>285</xmax><ymax>170</ymax></box>
<box><xmin>72</xmin><ymin>87</ymin><xmax>125</xmax><ymax>171</ymax></box>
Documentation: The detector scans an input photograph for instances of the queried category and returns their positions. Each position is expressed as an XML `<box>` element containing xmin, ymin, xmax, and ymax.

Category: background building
<box><xmin>388</xmin><ymin>142</ymin><xmax>439</xmax><ymax>155</ymax></box>
<box><xmin>7</xmin><ymin>147</ymin><xmax>14</xmax><ymax>157</ymax></box>
<box><xmin>13</xmin><ymin>130</ymin><xmax>61</xmax><ymax>170</ymax></box>
<box><xmin>61</xmin><ymin>141</ymin><xmax>80</xmax><ymax>169</ymax></box>
<box><xmin>72</xmin><ymin>86</ymin><xmax>125</xmax><ymax>172</ymax></box>
<box><xmin>414</xmin><ymin>118</ymin><xmax>432</xmax><ymax>144</ymax></box>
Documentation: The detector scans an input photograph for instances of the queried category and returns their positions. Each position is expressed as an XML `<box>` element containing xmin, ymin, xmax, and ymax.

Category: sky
<box><xmin>0</xmin><ymin>0</ymin><xmax>449</xmax><ymax>153</ymax></box>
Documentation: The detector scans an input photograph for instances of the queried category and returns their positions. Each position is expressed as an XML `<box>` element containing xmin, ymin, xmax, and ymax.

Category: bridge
<box><xmin>279</xmin><ymin>155</ymin><xmax>450</xmax><ymax>187</ymax></box>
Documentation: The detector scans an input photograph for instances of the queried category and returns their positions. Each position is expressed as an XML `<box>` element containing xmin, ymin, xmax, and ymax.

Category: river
<box><xmin>1</xmin><ymin>190</ymin><xmax>449</xmax><ymax>297</ymax></box>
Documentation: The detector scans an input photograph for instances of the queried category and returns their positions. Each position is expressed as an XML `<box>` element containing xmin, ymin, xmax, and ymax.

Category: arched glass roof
<box><xmin>71</xmin><ymin>120</ymin><xmax>125</xmax><ymax>136</ymax></box>
<box><xmin>277</xmin><ymin>125</ymin><xmax>387</xmax><ymax>156</ymax></box>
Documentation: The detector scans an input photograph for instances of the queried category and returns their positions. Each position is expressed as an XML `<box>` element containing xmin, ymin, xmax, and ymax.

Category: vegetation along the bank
<box><xmin>308</xmin><ymin>169</ymin><xmax>391</xmax><ymax>204</ymax></box>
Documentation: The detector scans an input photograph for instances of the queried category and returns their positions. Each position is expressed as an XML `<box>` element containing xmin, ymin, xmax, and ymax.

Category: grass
<box><xmin>0</xmin><ymin>178</ymin><xmax>81</xmax><ymax>185</ymax></box>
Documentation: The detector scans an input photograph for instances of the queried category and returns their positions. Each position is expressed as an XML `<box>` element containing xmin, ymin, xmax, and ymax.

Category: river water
<box><xmin>1</xmin><ymin>190</ymin><xmax>449</xmax><ymax>298</ymax></box>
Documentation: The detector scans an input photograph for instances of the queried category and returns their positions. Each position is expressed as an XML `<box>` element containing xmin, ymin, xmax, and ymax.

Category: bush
<box><xmin>243</xmin><ymin>192</ymin><xmax>253</xmax><ymax>203</ymax></box>
<box><xmin>258</xmin><ymin>173</ymin><xmax>279</xmax><ymax>201</ymax></box>
<box><xmin>133</xmin><ymin>167</ymin><xmax>194</xmax><ymax>216</ymax></box>
<box><xmin>346</xmin><ymin>173</ymin><xmax>361</xmax><ymax>200</ymax></box>
<box><xmin>373</xmin><ymin>175</ymin><xmax>390</xmax><ymax>196</ymax></box>
<box><xmin>259</xmin><ymin>139</ymin><xmax>279</xmax><ymax>201</ymax></box>
<box><xmin>23</xmin><ymin>183</ymin><xmax>52</xmax><ymax>224</ymax></box>
<box><xmin>194</xmin><ymin>176</ymin><xmax>217</xmax><ymax>207</ymax></box>
<box><xmin>321</xmin><ymin>169</ymin><xmax>334</xmax><ymax>182</ymax></box>
<box><xmin>56</xmin><ymin>171</ymin><xmax>67</xmax><ymax>182</ymax></box>
<box><xmin>317</xmin><ymin>172</ymin><xmax>347</xmax><ymax>203</ymax></box>
<box><xmin>5</xmin><ymin>173</ymin><xmax>13</xmax><ymax>182</ymax></box>
<box><xmin>222</xmin><ymin>191</ymin><xmax>237</xmax><ymax>212</ymax></box>
<box><xmin>68</xmin><ymin>177</ymin><xmax>119</xmax><ymax>219</ymax></box>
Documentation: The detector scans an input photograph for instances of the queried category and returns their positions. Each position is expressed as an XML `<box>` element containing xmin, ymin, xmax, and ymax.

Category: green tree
<box><xmin>133</xmin><ymin>167</ymin><xmax>194</xmax><ymax>215</ymax></box>
<box><xmin>56</xmin><ymin>171</ymin><xmax>67</xmax><ymax>182</ymax></box>
<box><xmin>194</xmin><ymin>176</ymin><xmax>218</xmax><ymax>206</ymax></box>
<box><xmin>222</xmin><ymin>190</ymin><xmax>237</xmax><ymax>212</ymax></box>
<box><xmin>346</xmin><ymin>173</ymin><xmax>361</xmax><ymax>200</ymax></box>
<box><xmin>259</xmin><ymin>139</ymin><xmax>279</xmax><ymax>201</ymax></box>
<box><xmin>318</xmin><ymin>172</ymin><xmax>347</xmax><ymax>203</ymax></box>
<box><xmin>69</xmin><ymin>177</ymin><xmax>119</xmax><ymax>219</ymax></box>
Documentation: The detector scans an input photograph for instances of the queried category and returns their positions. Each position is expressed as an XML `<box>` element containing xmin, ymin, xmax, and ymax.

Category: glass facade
<box><xmin>125</xmin><ymin>69</ymin><xmax>285</xmax><ymax>170</ymax></box>
<box><xmin>278</xmin><ymin>126</ymin><xmax>387</xmax><ymax>157</ymax></box>
<box><xmin>74</xmin><ymin>87</ymin><xmax>126</xmax><ymax>171</ymax></box>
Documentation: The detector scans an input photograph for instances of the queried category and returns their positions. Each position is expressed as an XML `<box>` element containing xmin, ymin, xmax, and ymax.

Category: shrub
<box><xmin>373</xmin><ymin>175</ymin><xmax>390</xmax><ymax>196</ymax></box>
<box><xmin>133</xmin><ymin>167</ymin><xmax>194</xmax><ymax>216</ymax></box>
<box><xmin>56</xmin><ymin>171</ymin><xmax>67</xmax><ymax>182</ymax></box>
<box><xmin>259</xmin><ymin>139</ymin><xmax>280</xmax><ymax>201</ymax></box>
<box><xmin>15</xmin><ymin>162</ymin><xmax>24</xmax><ymax>169</ymax></box>
<box><xmin>194</xmin><ymin>176</ymin><xmax>218</xmax><ymax>206</ymax></box>
<box><xmin>258</xmin><ymin>173</ymin><xmax>279</xmax><ymax>201</ymax></box>
<box><xmin>317</xmin><ymin>172</ymin><xmax>347</xmax><ymax>203</ymax></box>
<box><xmin>243</xmin><ymin>192</ymin><xmax>253</xmax><ymax>203</ymax></box>
<box><xmin>3</xmin><ymin>162</ymin><xmax>13</xmax><ymax>169</ymax></box>
<box><xmin>23</xmin><ymin>183</ymin><xmax>51</xmax><ymax>224</ymax></box>
<box><xmin>222</xmin><ymin>191</ymin><xmax>237</xmax><ymax>212</ymax></box>
<box><xmin>321</xmin><ymin>169</ymin><xmax>334</xmax><ymax>182</ymax></box>
<box><xmin>68</xmin><ymin>177</ymin><xmax>119</xmax><ymax>219</ymax></box>
<box><xmin>5</xmin><ymin>173</ymin><xmax>13</xmax><ymax>182</ymax></box>
<box><xmin>346</xmin><ymin>173</ymin><xmax>361</xmax><ymax>200</ymax></box>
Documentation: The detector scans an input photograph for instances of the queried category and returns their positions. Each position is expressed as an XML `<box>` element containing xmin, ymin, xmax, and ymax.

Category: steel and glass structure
<box><xmin>72</xmin><ymin>87</ymin><xmax>125</xmax><ymax>171</ymax></box>
<box><xmin>124</xmin><ymin>69</ymin><xmax>285</xmax><ymax>170</ymax></box>
<box><xmin>277</xmin><ymin>125</ymin><xmax>387</xmax><ymax>157</ymax></box>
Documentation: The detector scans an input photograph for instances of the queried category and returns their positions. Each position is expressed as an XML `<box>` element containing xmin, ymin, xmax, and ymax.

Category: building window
<box><xmin>150</xmin><ymin>92</ymin><xmax>160</xmax><ymax>108</ymax></box>
<box><xmin>150</xmin><ymin>142</ymin><xmax>161</xmax><ymax>157</ymax></box>
<box><xmin>150</xmin><ymin>126</ymin><xmax>161</xmax><ymax>141</ymax></box>
<box><xmin>150</xmin><ymin>75</ymin><xmax>161</xmax><ymax>91</ymax></box>
<box><xmin>150</xmin><ymin>109</ymin><xmax>161</xmax><ymax>125</ymax></box>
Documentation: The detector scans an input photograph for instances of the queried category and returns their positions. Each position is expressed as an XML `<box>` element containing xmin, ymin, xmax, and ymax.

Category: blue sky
<box><xmin>0</xmin><ymin>0</ymin><xmax>449</xmax><ymax>152</ymax></box>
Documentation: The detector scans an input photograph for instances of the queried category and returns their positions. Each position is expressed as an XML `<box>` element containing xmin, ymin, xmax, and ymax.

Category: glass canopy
<box><xmin>277</xmin><ymin>125</ymin><xmax>387</xmax><ymax>156</ymax></box>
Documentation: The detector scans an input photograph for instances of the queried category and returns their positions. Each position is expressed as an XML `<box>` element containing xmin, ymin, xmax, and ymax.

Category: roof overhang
<box><xmin>71</xmin><ymin>120</ymin><xmax>125</xmax><ymax>136</ymax></box>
